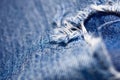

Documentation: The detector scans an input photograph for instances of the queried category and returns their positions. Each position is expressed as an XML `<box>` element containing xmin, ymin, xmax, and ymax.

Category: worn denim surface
<box><xmin>0</xmin><ymin>0</ymin><xmax>120</xmax><ymax>80</ymax></box>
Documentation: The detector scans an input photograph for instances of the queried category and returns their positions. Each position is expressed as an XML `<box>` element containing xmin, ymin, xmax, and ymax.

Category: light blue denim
<box><xmin>0</xmin><ymin>0</ymin><xmax>120</xmax><ymax>80</ymax></box>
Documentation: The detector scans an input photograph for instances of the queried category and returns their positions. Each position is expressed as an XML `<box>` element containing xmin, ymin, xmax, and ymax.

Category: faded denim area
<box><xmin>0</xmin><ymin>0</ymin><xmax>120</xmax><ymax>80</ymax></box>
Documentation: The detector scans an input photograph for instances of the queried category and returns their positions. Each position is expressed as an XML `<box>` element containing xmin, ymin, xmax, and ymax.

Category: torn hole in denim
<box><xmin>84</xmin><ymin>11</ymin><xmax>120</xmax><ymax>71</ymax></box>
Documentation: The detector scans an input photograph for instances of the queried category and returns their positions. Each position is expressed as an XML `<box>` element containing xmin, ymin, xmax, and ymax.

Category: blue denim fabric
<box><xmin>0</xmin><ymin>0</ymin><xmax>120</xmax><ymax>80</ymax></box>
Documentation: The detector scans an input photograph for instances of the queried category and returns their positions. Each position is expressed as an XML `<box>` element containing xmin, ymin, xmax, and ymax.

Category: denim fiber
<box><xmin>0</xmin><ymin>0</ymin><xmax>120</xmax><ymax>80</ymax></box>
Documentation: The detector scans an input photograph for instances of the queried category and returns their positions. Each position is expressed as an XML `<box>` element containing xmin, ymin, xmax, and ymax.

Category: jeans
<box><xmin>0</xmin><ymin>0</ymin><xmax>120</xmax><ymax>80</ymax></box>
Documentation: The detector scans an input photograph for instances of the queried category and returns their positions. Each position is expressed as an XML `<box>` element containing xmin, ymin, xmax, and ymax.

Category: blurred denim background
<box><xmin>0</xmin><ymin>0</ymin><xmax>120</xmax><ymax>80</ymax></box>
